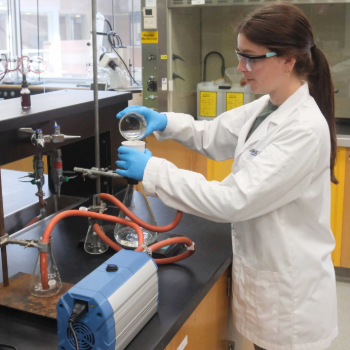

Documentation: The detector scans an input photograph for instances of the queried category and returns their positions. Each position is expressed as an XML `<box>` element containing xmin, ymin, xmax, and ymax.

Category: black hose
<box><xmin>203</xmin><ymin>51</ymin><xmax>225</xmax><ymax>82</ymax></box>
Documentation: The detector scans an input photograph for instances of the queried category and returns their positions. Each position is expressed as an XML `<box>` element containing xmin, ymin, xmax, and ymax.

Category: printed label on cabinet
<box><xmin>226</xmin><ymin>92</ymin><xmax>244</xmax><ymax>111</ymax></box>
<box><xmin>141</xmin><ymin>31</ymin><xmax>158</xmax><ymax>43</ymax></box>
<box><xmin>200</xmin><ymin>91</ymin><xmax>217</xmax><ymax>117</ymax></box>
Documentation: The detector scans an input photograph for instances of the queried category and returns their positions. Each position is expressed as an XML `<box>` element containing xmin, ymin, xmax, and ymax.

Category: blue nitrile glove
<box><xmin>116</xmin><ymin>147</ymin><xmax>153</xmax><ymax>181</ymax></box>
<box><xmin>117</xmin><ymin>106</ymin><xmax>167</xmax><ymax>138</ymax></box>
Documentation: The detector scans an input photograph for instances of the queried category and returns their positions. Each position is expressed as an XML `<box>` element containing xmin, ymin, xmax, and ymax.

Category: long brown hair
<box><xmin>236</xmin><ymin>3</ymin><xmax>338</xmax><ymax>184</ymax></box>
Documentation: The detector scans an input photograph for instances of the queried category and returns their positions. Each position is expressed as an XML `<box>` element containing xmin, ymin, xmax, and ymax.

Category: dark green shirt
<box><xmin>246</xmin><ymin>101</ymin><xmax>279</xmax><ymax>141</ymax></box>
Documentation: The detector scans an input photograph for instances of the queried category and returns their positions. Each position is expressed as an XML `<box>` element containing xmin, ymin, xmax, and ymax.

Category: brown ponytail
<box><xmin>308</xmin><ymin>46</ymin><xmax>338</xmax><ymax>184</ymax></box>
<box><xmin>236</xmin><ymin>3</ymin><xmax>338</xmax><ymax>184</ymax></box>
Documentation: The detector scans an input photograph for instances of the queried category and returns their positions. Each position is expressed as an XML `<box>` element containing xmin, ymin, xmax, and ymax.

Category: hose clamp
<box><xmin>37</xmin><ymin>242</ymin><xmax>48</xmax><ymax>253</ymax></box>
<box><xmin>139</xmin><ymin>244</ymin><xmax>152</xmax><ymax>257</ymax></box>
<box><xmin>187</xmin><ymin>242</ymin><xmax>195</xmax><ymax>251</ymax></box>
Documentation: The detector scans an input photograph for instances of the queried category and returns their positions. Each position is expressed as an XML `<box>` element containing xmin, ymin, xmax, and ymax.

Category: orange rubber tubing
<box><xmin>40</xmin><ymin>193</ymin><xmax>193</xmax><ymax>290</ymax></box>
<box><xmin>40</xmin><ymin>210</ymin><xmax>145</xmax><ymax>290</ymax></box>
<box><xmin>93</xmin><ymin>224</ymin><xmax>195</xmax><ymax>265</ymax></box>
<box><xmin>99</xmin><ymin>193</ymin><xmax>183</xmax><ymax>232</ymax></box>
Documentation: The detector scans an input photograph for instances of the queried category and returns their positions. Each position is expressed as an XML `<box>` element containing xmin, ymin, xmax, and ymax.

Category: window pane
<box><xmin>0</xmin><ymin>0</ymin><xmax>9</xmax><ymax>75</ymax></box>
<box><xmin>20</xmin><ymin>0</ymin><xmax>92</xmax><ymax>80</ymax></box>
<box><xmin>0</xmin><ymin>0</ymin><xmax>8</xmax><ymax>52</ymax></box>
<box><xmin>19</xmin><ymin>0</ymin><xmax>141</xmax><ymax>85</ymax></box>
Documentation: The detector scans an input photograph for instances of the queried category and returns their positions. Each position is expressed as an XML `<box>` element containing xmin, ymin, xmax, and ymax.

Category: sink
<box><xmin>4</xmin><ymin>195</ymin><xmax>88</xmax><ymax>237</ymax></box>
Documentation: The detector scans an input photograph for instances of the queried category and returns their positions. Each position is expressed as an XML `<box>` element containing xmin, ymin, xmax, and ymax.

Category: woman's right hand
<box><xmin>117</xmin><ymin>106</ymin><xmax>168</xmax><ymax>138</ymax></box>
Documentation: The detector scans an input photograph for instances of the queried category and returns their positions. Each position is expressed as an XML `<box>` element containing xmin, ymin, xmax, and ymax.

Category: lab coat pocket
<box><xmin>232</xmin><ymin>253</ymin><xmax>279</xmax><ymax>333</ymax></box>
<box><xmin>232</xmin><ymin>254</ymin><xmax>245</xmax><ymax>315</ymax></box>
<box><xmin>254</xmin><ymin>269</ymin><xmax>279</xmax><ymax>333</ymax></box>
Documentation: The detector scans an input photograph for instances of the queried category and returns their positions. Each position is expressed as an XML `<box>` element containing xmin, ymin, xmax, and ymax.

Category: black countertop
<box><xmin>0</xmin><ymin>171</ymin><xmax>232</xmax><ymax>350</ymax></box>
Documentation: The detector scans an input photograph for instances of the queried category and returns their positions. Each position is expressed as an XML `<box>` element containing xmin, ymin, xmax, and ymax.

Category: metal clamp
<box><xmin>19</xmin><ymin>121</ymin><xmax>80</xmax><ymax>148</ymax></box>
<box><xmin>74</xmin><ymin>167</ymin><xmax>122</xmax><ymax>180</ymax></box>
<box><xmin>0</xmin><ymin>234</ymin><xmax>47</xmax><ymax>252</ymax></box>
<box><xmin>139</xmin><ymin>244</ymin><xmax>152</xmax><ymax>257</ymax></box>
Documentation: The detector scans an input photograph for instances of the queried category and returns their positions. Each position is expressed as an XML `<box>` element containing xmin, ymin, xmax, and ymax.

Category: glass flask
<box><xmin>84</xmin><ymin>219</ymin><xmax>109</xmax><ymax>254</ymax></box>
<box><xmin>29</xmin><ymin>237</ymin><xmax>62</xmax><ymax>298</ymax></box>
<box><xmin>119</xmin><ymin>112</ymin><xmax>147</xmax><ymax>141</ymax></box>
<box><xmin>114</xmin><ymin>182</ymin><xmax>158</xmax><ymax>248</ymax></box>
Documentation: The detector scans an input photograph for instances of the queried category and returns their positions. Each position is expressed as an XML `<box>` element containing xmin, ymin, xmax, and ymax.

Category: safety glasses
<box><xmin>235</xmin><ymin>50</ymin><xmax>277</xmax><ymax>72</ymax></box>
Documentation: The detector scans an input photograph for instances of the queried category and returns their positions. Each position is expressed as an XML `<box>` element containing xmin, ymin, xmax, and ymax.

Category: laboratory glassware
<box><xmin>29</xmin><ymin>237</ymin><xmax>62</xmax><ymax>297</ymax></box>
<box><xmin>114</xmin><ymin>181</ymin><xmax>158</xmax><ymax>248</ymax></box>
<box><xmin>119</xmin><ymin>112</ymin><xmax>147</xmax><ymax>141</ymax></box>
<box><xmin>84</xmin><ymin>218</ymin><xmax>109</xmax><ymax>254</ymax></box>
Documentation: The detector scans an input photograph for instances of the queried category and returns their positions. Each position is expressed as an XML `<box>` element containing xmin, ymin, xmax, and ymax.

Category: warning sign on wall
<box><xmin>141</xmin><ymin>31</ymin><xmax>158</xmax><ymax>43</ymax></box>
<box><xmin>226</xmin><ymin>92</ymin><xmax>244</xmax><ymax>111</ymax></box>
<box><xmin>200</xmin><ymin>91</ymin><xmax>217</xmax><ymax>117</ymax></box>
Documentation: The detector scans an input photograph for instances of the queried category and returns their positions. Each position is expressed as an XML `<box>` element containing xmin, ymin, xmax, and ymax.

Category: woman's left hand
<box><xmin>116</xmin><ymin>147</ymin><xmax>153</xmax><ymax>181</ymax></box>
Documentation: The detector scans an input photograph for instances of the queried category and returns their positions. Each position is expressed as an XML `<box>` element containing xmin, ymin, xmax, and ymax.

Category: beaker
<box><xmin>119</xmin><ymin>112</ymin><xmax>147</xmax><ymax>141</ymax></box>
<box><xmin>114</xmin><ymin>182</ymin><xmax>158</xmax><ymax>248</ymax></box>
<box><xmin>84</xmin><ymin>219</ymin><xmax>109</xmax><ymax>254</ymax></box>
<box><xmin>29</xmin><ymin>237</ymin><xmax>62</xmax><ymax>297</ymax></box>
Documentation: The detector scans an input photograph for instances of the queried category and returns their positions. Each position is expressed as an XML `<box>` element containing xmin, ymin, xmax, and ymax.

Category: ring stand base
<box><xmin>0</xmin><ymin>272</ymin><xmax>73</xmax><ymax>319</ymax></box>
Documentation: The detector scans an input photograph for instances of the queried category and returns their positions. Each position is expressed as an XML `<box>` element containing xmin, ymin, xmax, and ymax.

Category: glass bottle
<box><xmin>114</xmin><ymin>181</ymin><xmax>158</xmax><ymax>248</ymax></box>
<box><xmin>21</xmin><ymin>74</ymin><xmax>31</xmax><ymax>109</ymax></box>
<box><xmin>84</xmin><ymin>219</ymin><xmax>109</xmax><ymax>254</ymax></box>
<box><xmin>29</xmin><ymin>237</ymin><xmax>62</xmax><ymax>298</ymax></box>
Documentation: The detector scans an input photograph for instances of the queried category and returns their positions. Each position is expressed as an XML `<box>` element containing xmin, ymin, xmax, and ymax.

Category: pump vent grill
<box><xmin>67</xmin><ymin>323</ymin><xmax>95</xmax><ymax>350</ymax></box>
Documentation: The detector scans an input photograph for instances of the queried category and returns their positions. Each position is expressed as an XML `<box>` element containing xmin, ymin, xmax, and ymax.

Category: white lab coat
<box><xmin>143</xmin><ymin>83</ymin><xmax>338</xmax><ymax>350</ymax></box>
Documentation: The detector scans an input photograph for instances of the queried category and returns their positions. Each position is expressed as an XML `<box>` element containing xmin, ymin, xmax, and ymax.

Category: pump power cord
<box><xmin>68</xmin><ymin>300</ymin><xmax>88</xmax><ymax>350</ymax></box>
<box><xmin>69</xmin><ymin>322</ymin><xmax>79</xmax><ymax>350</ymax></box>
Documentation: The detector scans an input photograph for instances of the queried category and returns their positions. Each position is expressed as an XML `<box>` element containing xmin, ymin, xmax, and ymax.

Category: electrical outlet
<box><xmin>228</xmin><ymin>340</ymin><xmax>235</xmax><ymax>350</ymax></box>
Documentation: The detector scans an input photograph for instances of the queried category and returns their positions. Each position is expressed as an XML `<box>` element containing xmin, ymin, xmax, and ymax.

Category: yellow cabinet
<box><xmin>340</xmin><ymin>148</ymin><xmax>350</xmax><ymax>268</ymax></box>
<box><xmin>1</xmin><ymin>156</ymin><xmax>48</xmax><ymax>174</ymax></box>
<box><xmin>331</xmin><ymin>147</ymin><xmax>346</xmax><ymax>266</ymax></box>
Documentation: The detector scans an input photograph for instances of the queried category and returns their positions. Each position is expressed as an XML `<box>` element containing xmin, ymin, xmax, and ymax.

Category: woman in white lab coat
<box><xmin>116</xmin><ymin>3</ymin><xmax>338</xmax><ymax>350</ymax></box>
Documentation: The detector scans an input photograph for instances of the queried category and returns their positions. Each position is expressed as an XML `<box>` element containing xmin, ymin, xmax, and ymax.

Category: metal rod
<box><xmin>132</xmin><ymin>0</ymin><xmax>135</xmax><ymax>81</ymax></box>
<box><xmin>91</xmin><ymin>0</ymin><xmax>101</xmax><ymax>195</ymax></box>
<box><xmin>74</xmin><ymin>167</ymin><xmax>122</xmax><ymax>179</ymax></box>
<box><xmin>0</xmin><ymin>168</ymin><xmax>9</xmax><ymax>287</ymax></box>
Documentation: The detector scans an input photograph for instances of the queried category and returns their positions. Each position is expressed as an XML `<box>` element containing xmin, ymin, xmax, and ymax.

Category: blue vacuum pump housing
<box><xmin>57</xmin><ymin>249</ymin><xmax>158</xmax><ymax>350</ymax></box>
